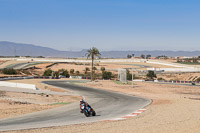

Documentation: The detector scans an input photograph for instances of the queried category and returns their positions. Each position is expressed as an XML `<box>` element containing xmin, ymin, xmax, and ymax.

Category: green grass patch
<box><xmin>49</xmin><ymin>102</ymin><xmax>70</xmax><ymax>105</ymax></box>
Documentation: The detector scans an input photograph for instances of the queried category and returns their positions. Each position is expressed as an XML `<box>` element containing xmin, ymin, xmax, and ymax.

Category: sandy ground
<box><xmin>0</xmin><ymin>79</ymin><xmax>80</xmax><ymax>120</ymax></box>
<box><xmin>31</xmin><ymin>63</ymin><xmax>52</xmax><ymax>71</ymax></box>
<box><xmin>49</xmin><ymin>61</ymin><xmax>174</xmax><ymax>71</ymax></box>
<box><xmin>50</xmin><ymin>63</ymin><xmax>94</xmax><ymax>73</ymax></box>
<box><xmin>2</xmin><ymin>79</ymin><xmax>200</xmax><ymax>133</ymax></box>
<box><xmin>157</xmin><ymin>72</ymin><xmax>200</xmax><ymax>81</ymax></box>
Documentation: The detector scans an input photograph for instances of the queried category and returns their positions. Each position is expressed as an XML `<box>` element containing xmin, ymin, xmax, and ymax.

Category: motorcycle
<box><xmin>81</xmin><ymin>105</ymin><xmax>96</xmax><ymax>117</ymax></box>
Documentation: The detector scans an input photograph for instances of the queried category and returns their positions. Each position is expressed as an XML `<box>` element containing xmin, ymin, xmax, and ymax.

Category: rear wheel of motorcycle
<box><xmin>92</xmin><ymin>111</ymin><xmax>96</xmax><ymax>116</ymax></box>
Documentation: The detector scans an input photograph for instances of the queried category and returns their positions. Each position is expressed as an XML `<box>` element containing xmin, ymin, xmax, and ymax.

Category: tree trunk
<box><xmin>91</xmin><ymin>54</ymin><xmax>94</xmax><ymax>81</ymax></box>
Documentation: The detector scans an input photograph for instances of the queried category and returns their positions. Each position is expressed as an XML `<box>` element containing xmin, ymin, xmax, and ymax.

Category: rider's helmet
<box><xmin>80</xmin><ymin>99</ymin><xmax>85</xmax><ymax>104</ymax></box>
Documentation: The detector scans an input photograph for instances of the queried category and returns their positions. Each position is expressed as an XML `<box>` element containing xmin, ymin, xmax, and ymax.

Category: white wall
<box><xmin>147</xmin><ymin>68</ymin><xmax>200</xmax><ymax>72</ymax></box>
<box><xmin>0</xmin><ymin>81</ymin><xmax>36</xmax><ymax>90</ymax></box>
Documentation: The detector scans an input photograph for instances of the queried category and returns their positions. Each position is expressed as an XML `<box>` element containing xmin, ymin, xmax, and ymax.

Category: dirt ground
<box><xmin>3</xmin><ymin>79</ymin><xmax>200</xmax><ymax>133</ymax></box>
<box><xmin>0</xmin><ymin>79</ymin><xmax>80</xmax><ymax>120</ymax></box>
<box><xmin>157</xmin><ymin>72</ymin><xmax>200</xmax><ymax>81</ymax></box>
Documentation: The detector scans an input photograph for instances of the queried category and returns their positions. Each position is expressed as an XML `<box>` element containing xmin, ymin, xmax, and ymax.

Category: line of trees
<box><xmin>177</xmin><ymin>57</ymin><xmax>200</xmax><ymax>63</ymax></box>
<box><xmin>140</xmin><ymin>54</ymin><xmax>152</xmax><ymax>59</ymax></box>
<box><xmin>43</xmin><ymin>69</ymin><xmax>70</xmax><ymax>78</ymax></box>
<box><xmin>127</xmin><ymin>54</ymin><xmax>152</xmax><ymax>59</ymax></box>
<box><xmin>155</xmin><ymin>55</ymin><xmax>168</xmax><ymax>59</ymax></box>
<box><xmin>127</xmin><ymin>54</ymin><xmax>135</xmax><ymax>58</ymax></box>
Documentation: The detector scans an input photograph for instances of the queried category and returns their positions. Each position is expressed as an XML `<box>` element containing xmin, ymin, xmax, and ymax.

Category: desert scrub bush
<box><xmin>146</xmin><ymin>70</ymin><xmax>157</xmax><ymax>79</ymax></box>
<box><xmin>9</xmin><ymin>101</ymin><xmax>31</xmax><ymax>105</ymax></box>
<box><xmin>2</xmin><ymin>68</ymin><xmax>17</xmax><ymax>75</ymax></box>
<box><xmin>100</xmin><ymin>67</ymin><xmax>105</xmax><ymax>73</ymax></box>
<box><xmin>62</xmin><ymin>70</ymin><xmax>70</xmax><ymax>78</ymax></box>
<box><xmin>127</xmin><ymin>73</ymin><xmax>135</xmax><ymax>80</ymax></box>
<box><xmin>75</xmin><ymin>71</ymin><xmax>80</xmax><ymax>75</ymax></box>
<box><xmin>75</xmin><ymin>63</ymin><xmax>83</xmax><ymax>65</ymax></box>
<box><xmin>84</xmin><ymin>67</ymin><xmax>90</xmax><ymax>74</ymax></box>
<box><xmin>102</xmin><ymin>71</ymin><xmax>112</xmax><ymax>79</ymax></box>
<box><xmin>43</xmin><ymin>69</ymin><xmax>53</xmax><ymax>76</ymax></box>
<box><xmin>58</xmin><ymin>69</ymin><xmax>70</xmax><ymax>78</ymax></box>
<box><xmin>157</xmin><ymin>77</ymin><xmax>165</xmax><ymax>81</ymax></box>
<box><xmin>53</xmin><ymin>71</ymin><xmax>59</xmax><ymax>78</ymax></box>
<box><xmin>126</xmin><ymin>69</ymin><xmax>135</xmax><ymax>80</ymax></box>
<box><xmin>70</xmin><ymin>69</ymin><xmax>75</xmax><ymax>74</ymax></box>
<box><xmin>196</xmin><ymin>77</ymin><xmax>200</xmax><ymax>82</ymax></box>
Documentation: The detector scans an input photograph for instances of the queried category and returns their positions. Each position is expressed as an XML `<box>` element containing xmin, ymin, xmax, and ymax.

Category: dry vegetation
<box><xmin>157</xmin><ymin>72</ymin><xmax>200</xmax><ymax>81</ymax></box>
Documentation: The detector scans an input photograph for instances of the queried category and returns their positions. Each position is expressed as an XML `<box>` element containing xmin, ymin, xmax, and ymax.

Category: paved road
<box><xmin>5</xmin><ymin>62</ymin><xmax>29</xmax><ymax>69</ymax></box>
<box><xmin>4</xmin><ymin>62</ymin><xmax>44</xmax><ymax>69</ymax></box>
<box><xmin>0</xmin><ymin>81</ymin><xmax>151</xmax><ymax>132</ymax></box>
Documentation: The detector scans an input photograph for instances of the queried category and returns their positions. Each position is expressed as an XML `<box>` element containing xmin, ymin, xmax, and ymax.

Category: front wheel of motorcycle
<box><xmin>84</xmin><ymin>111</ymin><xmax>90</xmax><ymax>117</ymax></box>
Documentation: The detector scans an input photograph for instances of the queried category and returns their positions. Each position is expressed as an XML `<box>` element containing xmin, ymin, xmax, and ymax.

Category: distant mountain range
<box><xmin>0</xmin><ymin>41</ymin><xmax>199</xmax><ymax>58</ymax></box>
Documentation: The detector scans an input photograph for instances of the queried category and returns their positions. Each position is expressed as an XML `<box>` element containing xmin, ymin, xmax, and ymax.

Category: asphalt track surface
<box><xmin>4</xmin><ymin>62</ymin><xmax>44</xmax><ymax>69</ymax></box>
<box><xmin>0</xmin><ymin>81</ymin><xmax>151</xmax><ymax>132</ymax></box>
<box><xmin>5</xmin><ymin>62</ymin><xmax>29</xmax><ymax>69</ymax></box>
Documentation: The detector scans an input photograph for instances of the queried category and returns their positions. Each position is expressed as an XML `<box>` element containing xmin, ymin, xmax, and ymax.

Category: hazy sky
<box><xmin>0</xmin><ymin>0</ymin><xmax>200</xmax><ymax>51</ymax></box>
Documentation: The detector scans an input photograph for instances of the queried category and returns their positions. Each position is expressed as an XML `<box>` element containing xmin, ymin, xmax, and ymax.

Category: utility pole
<box><xmin>132</xmin><ymin>68</ymin><xmax>134</xmax><ymax>88</ymax></box>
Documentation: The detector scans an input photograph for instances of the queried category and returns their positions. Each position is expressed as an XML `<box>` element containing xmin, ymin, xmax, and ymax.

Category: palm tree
<box><xmin>86</xmin><ymin>47</ymin><xmax>101</xmax><ymax>81</ymax></box>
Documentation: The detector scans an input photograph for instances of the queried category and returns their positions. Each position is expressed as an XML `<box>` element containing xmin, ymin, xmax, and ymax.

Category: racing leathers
<box><xmin>80</xmin><ymin>101</ymin><xmax>91</xmax><ymax>113</ymax></box>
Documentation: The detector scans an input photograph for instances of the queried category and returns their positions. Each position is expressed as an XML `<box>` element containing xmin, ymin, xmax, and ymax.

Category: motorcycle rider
<box><xmin>80</xmin><ymin>99</ymin><xmax>91</xmax><ymax>113</ymax></box>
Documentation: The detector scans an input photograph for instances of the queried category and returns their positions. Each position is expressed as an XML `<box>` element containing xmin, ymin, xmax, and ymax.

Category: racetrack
<box><xmin>0</xmin><ymin>81</ymin><xmax>151</xmax><ymax>132</ymax></box>
<box><xmin>4</xmin><ymin>62</ymin><xmax>29</xmax><ymax>69</ymax></box>
<box><xmin>3</xmin><ymin>62</ymin><xmax>45</xmax><ymax>69</ymax></box>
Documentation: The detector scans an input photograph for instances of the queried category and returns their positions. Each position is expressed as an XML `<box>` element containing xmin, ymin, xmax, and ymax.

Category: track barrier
<box><xmin>0</xmin><ymin>81</ymin><xmax>36</xmax><ymax>90</ymax></box>
<box><xmin>156</xmin><ymin>80</ymin><xmax>200</xmax><ymax>84</ymax></box>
